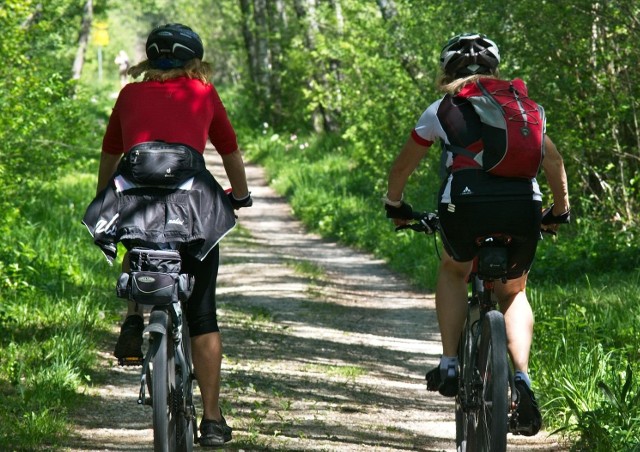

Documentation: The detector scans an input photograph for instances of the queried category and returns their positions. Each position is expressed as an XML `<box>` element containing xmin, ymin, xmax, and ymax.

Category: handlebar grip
<box><xmin>394</xmin><ymin>212</ymin><xmax>439</xmax><ymax>234</ymax></box>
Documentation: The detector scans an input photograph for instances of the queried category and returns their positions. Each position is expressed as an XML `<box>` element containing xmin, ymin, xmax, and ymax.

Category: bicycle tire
<box><xmin>455</xmin><ymin>302</ymin><xmax>480</xmax><ymax>452</ymax></box>
<box><xmin>149</xmin><ymin>311</ymin><xmax>178</xmax><ymax>452</ymax></box>
<box><xmin>476</xmin><ymin>310</ymin><xmax>509</xmax><ymax>452</ymax></box>
<box><xmin>176</xmin><ymin>321</ymin><xmax>195</xmax><ymax>451</ymax></box>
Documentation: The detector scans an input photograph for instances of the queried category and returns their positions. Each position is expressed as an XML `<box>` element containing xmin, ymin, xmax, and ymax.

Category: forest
<box><xmin>0</xmin><ymin>0</ymin><xmax>638</xmax><ymax>450</ymax></box>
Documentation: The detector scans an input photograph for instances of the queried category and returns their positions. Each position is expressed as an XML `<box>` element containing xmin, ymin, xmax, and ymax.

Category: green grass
<box><xmin>0</xmin><ymin>165</ymin><xmax>121</xmax><ymax>450</ymax></box>
<box><xmin>285</xmin><ymin>259</ymin><xmax>326</xmax><ymax>281</ymax></box>
<box><xmin>302</xmin><ymin>363</ymin><xmax>367</xmax><ymax>382</ymax></box>
<box><xmin>529</xmin><ymin>272</ymin><xmax>640</xmax><ymax>450</ymax></box>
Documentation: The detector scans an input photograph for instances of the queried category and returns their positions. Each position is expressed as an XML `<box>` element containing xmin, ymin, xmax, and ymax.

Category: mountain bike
<box><xmin>398</xmin><ymin>213</ymin><xmax>529</xmax><ymax>452</ymax></box>
<box><xmin>116</xmin><ymin>246</ymin><xmax>197</xmax><ymax>452</ymax></box>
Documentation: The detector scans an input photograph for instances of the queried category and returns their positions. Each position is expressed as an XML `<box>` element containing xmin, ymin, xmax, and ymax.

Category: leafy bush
<box><xmin>0</xmin><ymin>3</ymin><xmax>118</xmax><ymax>448</ymax></box>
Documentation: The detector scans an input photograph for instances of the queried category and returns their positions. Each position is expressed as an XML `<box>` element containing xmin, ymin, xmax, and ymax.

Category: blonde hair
<box><xmin>436</xmin><ymin>70</ymin><xmax>500</xmax><ymax>95</ymax></box>
<box><xmin>128</xmin><ymin>59</ymin><xmax>212</xmax><ymax>83</ymax></box>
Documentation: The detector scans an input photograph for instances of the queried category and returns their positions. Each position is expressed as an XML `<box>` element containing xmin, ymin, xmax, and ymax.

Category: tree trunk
<box><xmin>294</xmin><ymin>0</ymin><xmax>342</xmax><ymax>133</ymax></box>
<box><xmin>375</xmin><ymin>0</ymin><xmax>424</xmax><ymax>87</ymax></box>
<box><xmin>239</xmin><ymin>0</ymin><xmax>258</xmax><ymax>85</ymax></box>
<box><xmin>376</xmin><ymin>0</ymin><xmax>397</xmax><ymax>20</ymax></box>
<box><xmin>239</xmin><ymin>0</ymin><xmax>275</xmax><ymax>123</ymax></box>
<box><xmin>253</xmin><ymin>0</ymin><xmax>271</xmax><ymax>100</ymax></box>
<box><xmin>71</xmin><ymin>0</ymin><xmax>93</xmax><ymax>81</ymax></box>
<box><xmin>329</xmin><ymin>0</ymin><xmax>344</xmax><ymax>34</ymax></box>
<box><xmin>21</xmin><ymin>3</ymin><xmax>43</xmax><ymax>29</ymax></box>
<box><xmin>267</xmin><ymin>0</ymin><xmax>287</xmax><ymax>126</ymax></box>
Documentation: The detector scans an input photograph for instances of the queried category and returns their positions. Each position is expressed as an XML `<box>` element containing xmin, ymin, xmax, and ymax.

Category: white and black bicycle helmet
<box><xmin>440</xmin><ymin>33</ymin><xmax>500</xmax><ymax>78</ymax></box>
<box><xmin>146</xmin><ymin>23</ymin><xmax>204</xmax><ymax>69</ymax></box>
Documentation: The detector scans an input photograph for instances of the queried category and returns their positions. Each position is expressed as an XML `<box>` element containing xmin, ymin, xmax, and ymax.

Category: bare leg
<box><xmin>191</xmin><ymin>332</ymin><xmax>223</xmax><ymax>422</ymax></box>
<box><xmin>495</xmin><ymin>275</ymin><xmax>533</xmax><ymax>374</ymax></box>
<box><xmin>124</xmin><ymin>300</ymin><xmax>143</xmax><ymax>317</ymax></box>
<box><xmin>436</xmin><ymin>252</ymin><xmax>473</xmax><ymax>356</ymax></box>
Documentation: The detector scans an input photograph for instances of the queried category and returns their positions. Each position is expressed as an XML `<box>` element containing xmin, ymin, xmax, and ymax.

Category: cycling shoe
<box><xmin>199</xmin><ymin>413</ymin><xmax>232</xmax><ymax>447</ymax></box>
<box><xmin>510</xmin><ymin>378</ymin><xmax>542</xmax><ymax>436</ymax></box>
<box><xmin>113</xmin><ymin>315</ymin><xmax>144</xmax><ymax>360</ymax></box>
<box><xmin>426</xmin><ymin>364</ymin><xmax>458</xmax><ymax>397</ymax></box>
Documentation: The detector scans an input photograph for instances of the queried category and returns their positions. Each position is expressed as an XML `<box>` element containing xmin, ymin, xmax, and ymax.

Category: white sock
<box><xmin>515</xmin><ymin>370</ymin><xmax>531</xmax><ymax>387</ymax></box>
<box><xmin>440</xmin><ymin>355</ymin><xmax>458</xmax><ymax>378</ymax></box>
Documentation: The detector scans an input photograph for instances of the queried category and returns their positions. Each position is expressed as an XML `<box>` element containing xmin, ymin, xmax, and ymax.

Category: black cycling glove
<box><xmin>541</xmin><ymin>204</ymin><xmax>571</xmax><ymax>225</ymax></box>
<box><xmin>384</xmin><ymin>201</ymin><xmax>414</xmax><ymax>220</ymax></box>
<box><xmin>228</xmin><ymin>192</ymin><xmax>253</xmax><ymax>209</ymax></box>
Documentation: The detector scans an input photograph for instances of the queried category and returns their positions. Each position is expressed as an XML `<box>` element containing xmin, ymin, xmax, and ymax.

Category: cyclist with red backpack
<box><xmin>383</xmin><ymin>33</ymin><xmax>570</xmax><ymax>436</ymax></box>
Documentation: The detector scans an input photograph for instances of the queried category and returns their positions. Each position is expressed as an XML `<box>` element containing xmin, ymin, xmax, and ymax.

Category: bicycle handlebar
<box><xmin>394</xmin><ymin>212</ymin><xmax>440</xmax><ymax>234</ymax></box>
<box><xmin>395</xmin><ymin>211</ymin><xmax>558</xmax><ymax>236</ymax></box>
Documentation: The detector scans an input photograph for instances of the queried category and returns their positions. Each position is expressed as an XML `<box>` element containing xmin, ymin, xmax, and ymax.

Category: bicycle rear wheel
<box><xmin>148</xmin><ymin>311</ymin><xmax>178</xmax><ymax>452</ymax></box>
<box><xmin>176</xmin><ymin>321</ymin><xmax>195</xmax><ymax>451</ymax></box>
<box><xmin>476</xmin><ymin>310</ymin><xmax>509</xmax><ymax>452</ymax></box>
<box><xmin>455</xmin><ymin>302</ymin><xmax>479</xmax><ymax>452</ymax></box>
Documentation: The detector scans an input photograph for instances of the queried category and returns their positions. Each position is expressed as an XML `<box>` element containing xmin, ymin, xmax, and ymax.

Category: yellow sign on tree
<box><xmin>93</xmin><ymin>21</ymin><xmax>109</xmax><ymax>47</ymax></box>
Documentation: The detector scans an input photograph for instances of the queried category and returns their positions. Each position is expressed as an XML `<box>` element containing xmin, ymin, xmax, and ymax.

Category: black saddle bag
<box><xmin>118</xmin><ymin>141</ymin><xmax>206</xmax><ymax>186</ymax></box>
<box><xmin>116</xmin><ymin>248</ymin><xmax>194</xmax><ymax>305</ymax></box>
<box><xmin>477</xmin><ymin>246</ymin><xmax>509</xmax><ymax>279</ymax></box>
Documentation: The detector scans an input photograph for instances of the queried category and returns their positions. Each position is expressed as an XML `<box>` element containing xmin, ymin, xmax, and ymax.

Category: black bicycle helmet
<box><xmin>440</xmin><ymin>33</ymin><xmax>500</xmax><ymax>78</ymax></box>
<box><xmin>146</xmin><ymin>23</ymin><xmax>203</xmax><ymax>69</ymax></box>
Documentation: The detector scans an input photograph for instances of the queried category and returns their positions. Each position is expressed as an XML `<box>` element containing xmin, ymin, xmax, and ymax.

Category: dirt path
<box><xmin>66</xmin><ymin>150</ymin><xmax>568</xmax><ymax>451</ymax></box>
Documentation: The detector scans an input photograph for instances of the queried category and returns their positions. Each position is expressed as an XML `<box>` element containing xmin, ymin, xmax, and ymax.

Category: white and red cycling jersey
<box><xmin>410</xmin><ymin>94</ymin><xmax>542</xmax><ymax>204</ymax></box>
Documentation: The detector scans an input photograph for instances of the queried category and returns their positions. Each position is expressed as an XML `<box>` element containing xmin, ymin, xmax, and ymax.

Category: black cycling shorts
<box><xmin>181</xmin><ymin>245</ymin><xmax>220</xmax><ymax>336</ymax></box>
<box><xmin>437</xmin><ymin>199</ymin><xmax>542</xmax><ymax>279</ymax></box>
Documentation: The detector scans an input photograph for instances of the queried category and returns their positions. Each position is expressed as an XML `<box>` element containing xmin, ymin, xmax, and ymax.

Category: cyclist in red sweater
<box><xmin>96</xmin><ymin>23</ymin><xmax>251</xmax><ymax>447</ymax></box>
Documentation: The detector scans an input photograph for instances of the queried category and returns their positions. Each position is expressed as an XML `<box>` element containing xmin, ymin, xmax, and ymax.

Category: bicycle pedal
<box><xmin>118</xmin><ymin>356</ymin><xmax>144</xmax><ymax>366</ymax></box>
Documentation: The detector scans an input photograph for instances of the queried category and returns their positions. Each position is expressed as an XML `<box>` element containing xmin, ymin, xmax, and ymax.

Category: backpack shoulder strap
<box><xmin>446</xmin><ymin>143</ymin><xmax>478</xmax><ymax>160</ymax></box>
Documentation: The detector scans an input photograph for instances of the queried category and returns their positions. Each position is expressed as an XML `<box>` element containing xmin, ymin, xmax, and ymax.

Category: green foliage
<box><xmin>537</xmin><ymin>346</ymin><xmax>640</xmax><ymax>451</ymax></box>
<box><xmin>529</xmin><ymin>270</ymin><xmax>640</xmax><ymax>448</ymax></box>
<box><xmin>0</xmin><ymin>0</ymin><xmax>101</xmax><ymax>235</ymax></box>
<box><xmin>532</xmin><ymin>219</ymin><xmax>639</xmax><ymax>283</ymax></box>
<box><xmin>0</xmin><ymin>2</ymin><xmax>120</xmax><ymax>449</ymax></box>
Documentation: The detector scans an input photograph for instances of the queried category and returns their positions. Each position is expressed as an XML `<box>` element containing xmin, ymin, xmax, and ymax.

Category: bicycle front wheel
<box><xmin>476</xmin><ymin>310</ymin><xmax>509</xmax><ymax>452</ymax></box>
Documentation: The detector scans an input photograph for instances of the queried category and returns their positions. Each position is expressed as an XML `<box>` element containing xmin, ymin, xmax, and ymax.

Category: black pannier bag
<box><xmin>116</xmin><ymin>248</ymin><xmax>194</xmax><ymax>305</ymax></box>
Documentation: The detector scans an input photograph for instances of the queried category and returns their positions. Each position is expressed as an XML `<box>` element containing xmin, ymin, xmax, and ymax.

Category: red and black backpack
<box><xmin>446</xmin><ymin>78</ymin><xmax>545</xmax><ymax>179</ymax></box>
